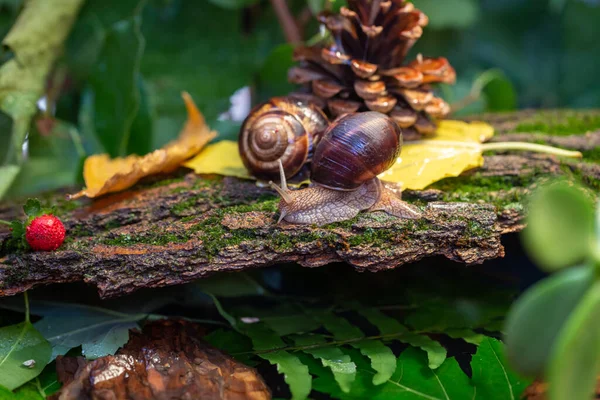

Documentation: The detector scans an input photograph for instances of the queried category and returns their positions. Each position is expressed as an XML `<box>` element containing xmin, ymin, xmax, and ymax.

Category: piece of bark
<box><xmin>51</xmin><ymin>319</ymin><xmax>270</xmax><ymax>400</ymax></box>
<box><xmin>1</xmin><ymin>111</ymin><xmax>600</xmax><ymax>299</ymax></box>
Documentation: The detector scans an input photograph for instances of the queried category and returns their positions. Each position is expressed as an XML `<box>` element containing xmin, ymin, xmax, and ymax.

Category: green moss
<box><xmin>431</xmin><ymin>173</ymin><xmax>536</xmax><ymax>209</ymax></box>
<box><xmin>582</xmin><ymin>147</ymin><xmax>600</xmax><ymax>162</ymax></box>
<box><xmin>171</xmin><ymin>196</ymin><xmax>200</xmax><ymax>215</ymax></box>
<box><xmin>511</xmin><ymin>110</ymin><xmax>600</xmax><ymax>135</ymax></box>
<box><xmin>465</xmin><ymin>220</ymin><xmax>487</xmax><ymax>238</ymax></box>
<box><xmin>68</xmin><ymin>225</ymin><xmax>94</xmax><ymax>237</ymax></box>
<box><xmin>561</xmin><ymin>163</ymin><xmax>600</xmax><ymax>192</ymax></box>
<box><xmin>348</xmin><ymin>227</ymin><xmax>398</xmax><ymax>247</ymax></box>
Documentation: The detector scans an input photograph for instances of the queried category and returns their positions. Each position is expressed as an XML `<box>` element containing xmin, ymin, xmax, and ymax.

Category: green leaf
<box><xmin>139</xmin><ymin>1</ymin><xmax>282</xmax><ymax>148</ymax></box>
<box><xmin>87</xmin><ymin>15</ymin><xmax>145</xmax><ymax>157</ymax></box>
<box><xmin>0</xmin><ymin>381</ymin><xmax>44</xmax><ymax>399</ymax></box>
<box><xmin>504</xmin><ymin>265</ymin><xmax>594</xmax><ymax>376</ymax></box>
<box><xmin>243</xmin><ymin>323</ymin><xmax>311</xmax><ymax>400</ymax></box>
<box><xmin>315</xmin><ymin>348</ymin><xmax>474</xmax><ymax>400</ymax></box>
<box><xmin>412</xmin><ymin>0</ymin><xmax>479</xmax><ymax>29</ymax></box>
<box><xmin>204</xmin><ymin>328</ymin><xmax>257</xmax><ymax>366</ymax></box>
<box><xmin>316</xmin><ymin>312</ymin><xmax>396</xmax><ymax>385</ymax></box>
<box><xmin>0</xmin><ymin>364</ymin><xmax>63</xmax><ymax>399</ymax></box>
<box><xmin>472</xmin><ymin>338</ymin><xmax>531</xmax><ymax>400</ymax></box>
<box><xmin>261</xmin><ymin>351</ymin><xmax>312</xmax><ymax>400</ymax></box>
<box><xmin>127</xmin><ymin>75</ymin><xmax>154</xmax><ymax>156</ymax></box>
<box><xmin>10</xmin><ymin>220</ymin><xmax>24</xmax><ymax>239</ymax></box>
<box><xmin>0</xmin><ymin>0</ymin><xmax>83</xmax><ymax>172</ymax></box>
<box><xmin>292</xmin><ymin>334</ymin><xmax>357</xmax><ymax>393</ymax></box>
<box><xmin>81</xmin><ymin>322</ymin><xmax>137</xmax><ymax>359</ymax></box>
<box><xmin>356</xmin><ymin>306</ymin><xmax>447</xmax><ymax>369</ymax></box>
<box><xmin>0</xmin><ymin>322</ymin><xmax>52</xmax><ymax>391</ymax></box>
<box><xmin>22</xmin><ymin>199</ymin><xmax>41</xmax><ymax>218</ymax></box>
<box><xmin>32</xmin><ymin>302</ymin><xmax>141</xmax><ymax>360</ymax></box>
<box><xmin>0</xmin><ymin>165</ymin><xmax>19</xmax><ymax>199</ymax></box>
<box><xmin>446</xmin><ymin>329</ymin><xmax>485</xmax><ymax>345</ymax></box>
<box><xmin>483</xmin><ymin>74</ymin><xmax>517</xmax><ymax>112</ymax></box>
<box><xmin>522</xmin><ymin>181</ymin><xmax>594</xmax><ymax>271</ymax></box>
<box><xmin>547</xmin><ymin>279</ymin><xmax>600</xmax><ymax>400</ymax></box>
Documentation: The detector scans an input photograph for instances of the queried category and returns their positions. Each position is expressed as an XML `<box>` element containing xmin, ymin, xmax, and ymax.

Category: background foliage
<box><xmin>0</xmin><ymin>0</ymin><xmax>599</xmax><ymax>198</ymax></box>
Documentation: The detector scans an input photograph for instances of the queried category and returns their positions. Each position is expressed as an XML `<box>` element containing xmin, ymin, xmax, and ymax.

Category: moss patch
<box><xmin>511</xmin><ymin>110</ymin><xmax>600</xmax><ymax>135</ymax></box>
<box><xmin>430</xmin><ymin>173</ymin><xmax>536</xmax><ymax>209</ymax></box>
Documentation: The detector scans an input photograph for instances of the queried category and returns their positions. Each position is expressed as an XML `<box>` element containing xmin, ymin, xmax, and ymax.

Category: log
<box><xmin>1</xmin><ymin>109</ymin><xmax>600</xmax><ymax>298</ymax></box>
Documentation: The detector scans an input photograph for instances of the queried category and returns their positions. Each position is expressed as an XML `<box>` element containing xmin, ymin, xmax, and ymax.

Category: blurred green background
<box><xmin>0</xmin><ymin>0</ymin><xmax>599</xmax><ymax>198</ymax></box>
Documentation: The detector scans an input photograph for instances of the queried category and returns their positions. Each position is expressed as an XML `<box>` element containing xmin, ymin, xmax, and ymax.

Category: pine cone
<box><xmin>288</xmin><ymin>0</ymin><xmax>455</xmax><ymax>140</ymax></box>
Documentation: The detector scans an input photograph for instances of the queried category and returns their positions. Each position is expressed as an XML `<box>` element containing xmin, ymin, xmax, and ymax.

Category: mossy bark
<box><xmin>1</xmin><ymin>109</ymin><xmax>600</xmax><ymax>299</ymax></box>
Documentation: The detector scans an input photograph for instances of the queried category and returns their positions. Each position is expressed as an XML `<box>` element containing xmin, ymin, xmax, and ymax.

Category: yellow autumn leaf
<box><xmin>379</xmin><ymin>120</ymin><xmax>494</xmax><ymax>190</ymax></box>
<box><xmin>69</xmin><ymin>92</ymin><xmax>216</xmax><ymax>199</ymax></box>
<box><xmin>183</xmin><ymin>140</ymin><xmax>250</xmax><ymax>179</ymax></box>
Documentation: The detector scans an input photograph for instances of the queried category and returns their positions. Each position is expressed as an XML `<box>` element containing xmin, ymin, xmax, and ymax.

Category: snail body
<box><xmin>238</xmin><ymin>96</ymin><xmax>329</xmax><ymax>181</ymax></box>
<box><xmin>269</xmin><ymin>112</ymin><xmax>421</xmax><ymax>225</ymax></box>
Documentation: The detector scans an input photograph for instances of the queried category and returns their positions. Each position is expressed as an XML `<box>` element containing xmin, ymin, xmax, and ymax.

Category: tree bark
<box><xmin>1</xmin><ymin>110</ymin><xmax>599</xmax><ymax>299</ymax></box>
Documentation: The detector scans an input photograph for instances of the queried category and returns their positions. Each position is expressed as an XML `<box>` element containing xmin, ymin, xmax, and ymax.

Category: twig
<box><xmin>296</xmin><ymin>6</ymin><xmax>312</xmax><ymax>37</ymax></box>
<box><xmin>270</xmin><ymin>0</ymin><xmax>302</xmax><ymax>43</ymax></box>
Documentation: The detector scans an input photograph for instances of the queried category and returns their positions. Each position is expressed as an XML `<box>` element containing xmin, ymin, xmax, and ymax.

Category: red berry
<box><xmin>25</xmin><ymin>215</ymin><xmax>66</xmax><ymax>251</ymax></box>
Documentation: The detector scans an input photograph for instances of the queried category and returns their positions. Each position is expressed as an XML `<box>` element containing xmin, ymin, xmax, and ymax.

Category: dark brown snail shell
<box><xmin>238</xmin><ymin>96</ymin><xmax>329</xmax><ymax>181</ymax></box>
<box><xmin>310</xmin><ymin>111</ymin><xmax>403</xmax><ymax>190</ymax></box>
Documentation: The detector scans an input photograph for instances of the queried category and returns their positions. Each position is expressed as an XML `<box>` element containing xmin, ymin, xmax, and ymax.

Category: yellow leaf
<box><xmin>69</xmin><ymin>92</ymin><xmax>216</xmax><ymax>199</ymax></box>
<box><xmin>183</xmin><ymin>140</ymin><xmax>251</xmax><ymax>179</ymax></box>
<box><xmin>379</xmin><ymin>120</ymin><xmax>494</xmax><ymax>190</ymax></box>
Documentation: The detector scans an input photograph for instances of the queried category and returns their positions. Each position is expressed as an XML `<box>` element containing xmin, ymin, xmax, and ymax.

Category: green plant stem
<box><xmin>480</xmin><ymin>142</ymin><xmax>582</xmax><ymax>158</ymax></box>
<box><xmin>35</xmin><ymin>378</ymin><xmax>45</xmax><ymax>399</ymax></box>
<box><xmin>408</xmin><ymin>140</ymin><xmax>582</xmax><ymax>158</ymax></box>
<box><xmin>0</xmin><ymin>219</ymin><xmax>11</xmax><ymax>226</ymax></box>
<box><xmin>24</xmin><ymin>291</ymin><xmax>30</xmax><ymax>323</ymax></box>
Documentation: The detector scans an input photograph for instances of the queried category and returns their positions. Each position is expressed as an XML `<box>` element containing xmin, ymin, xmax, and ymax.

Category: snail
<box><xmin>269</xmin><ymin>111</ymin><xmax>421</xmax><ymax>225</ymax></box>
<box><xmin>238</xmin><ymin>96</ymin><xmax>330</xmax><ymax>181</ymax></box>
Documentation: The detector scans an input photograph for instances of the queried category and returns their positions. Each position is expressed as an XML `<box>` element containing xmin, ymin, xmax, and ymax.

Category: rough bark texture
<box><xmin>51</xmin><ymin>319</ymin><xmax>271</xmax><ymax>400</ymax></box>
<box><xmin>1</xmin><ymin>110</ymin><xmax>600</xmax><ymax>298</ymax></box>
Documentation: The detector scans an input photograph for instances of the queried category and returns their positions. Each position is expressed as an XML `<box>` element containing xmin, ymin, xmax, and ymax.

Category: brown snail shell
<box><xmin>238</xmin><ymin>96</ymin><xmax>329</xmax><ymax>181</ymax></box>
<box><xmin>310</xmin><ymin>111</ymin><xmax>403</xmax><ymax>191</ymax></box>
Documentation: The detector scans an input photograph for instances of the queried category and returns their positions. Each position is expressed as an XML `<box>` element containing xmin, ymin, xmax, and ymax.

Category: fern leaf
<box><xmin>292</xmin><ymin>334</ymin><xmax>356</xmax><ymax>393</ymax></box>
<box><xmin>356</xmin><ymin>306</ymin><xmax>447</xmax><ymax>369</ymax></box>
<box><xmin>261</xmin><ymin>351</ymin><xmax>312</xmax><ymax>400</ymax></box>
<box><xmin>242</xmin><ymin>323</ymin><xmax>312</xmax><ymax>400</ymax></box>
<box><xmin>315</xmin><ymin>312</ymin><xmax>396</xmax><ymax>385</ymax></box>
<box><xmin>312</xmin><ymin>347</ymin><xmax>474</xmax><ymax>399</ymax></box>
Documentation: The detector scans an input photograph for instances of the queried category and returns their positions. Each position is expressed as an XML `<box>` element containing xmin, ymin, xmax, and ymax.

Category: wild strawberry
<box><xmin>25</xmin><ymin>214</ymin><xmax>66</xmax><ymax>251</ymax></box>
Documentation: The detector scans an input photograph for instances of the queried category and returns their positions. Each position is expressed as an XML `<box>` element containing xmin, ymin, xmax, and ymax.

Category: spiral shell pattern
<box><xmin>239</xmin><ymin>97</ymin><xmax>329</xmax><ymax>181</ymax></box>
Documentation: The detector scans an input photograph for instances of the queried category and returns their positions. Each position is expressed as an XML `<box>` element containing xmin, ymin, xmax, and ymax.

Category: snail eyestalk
<box><xmin>278</xmin><ymin>159</ymin><xmax>288</xmax><ymax>192</ymax></box>
<box><xmin>269</xmin><ymin>160</ymin><xmax>293</xmax><ymax>204</ymax></box>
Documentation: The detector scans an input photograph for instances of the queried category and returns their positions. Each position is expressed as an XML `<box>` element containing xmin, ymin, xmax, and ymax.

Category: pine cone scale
<box><xmin>289</xmin><ymin>0</ymin><xmax>455</xmax><ymax>138</ymax></box>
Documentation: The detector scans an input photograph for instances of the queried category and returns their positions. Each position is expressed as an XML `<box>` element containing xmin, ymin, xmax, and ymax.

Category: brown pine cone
<box><xmin>288</xmin><ymin>0</ymin><xmax>455</xmax><ymax>140</ymax></box>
